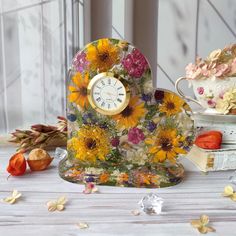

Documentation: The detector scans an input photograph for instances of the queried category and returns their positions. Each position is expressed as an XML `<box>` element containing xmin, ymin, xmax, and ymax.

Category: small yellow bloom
<box><xmin>86</xmin><ymin>38</ymin><xmax>120</xmax><ymax>72</ymax></box>
<box><xmin>216</xmin><ymin>88</ymin><xmax>236</xmax><ymax>114</ymax></box>
<box><xmin>146</xmin><ymin>128</ymin><xmax>187</xmax><ymax>163</ymax></box>
<box><xmin>68</xmin><ymin>72</ymin><xmax>89</xmax><ymax>109</ymax></box>
<box><xmin>159</xmin><ymin>92</ymin><xmax>184</xmax><ymax>116</ymax></box>
<box><xmin>223</xmin><ymin>185</ymin><xmax>236</xmax><ymax>201</ymax></box>
<box><xmin>112</xmin><ymin>96</ymin><xmax>146</xmax><ymax>128</ymax></box>
<box><xmin>47</xmin><ymin>196</ymin><xmax>67</xmax><ymax>212</ymax></box>
<box><xmin>190</xmin><ymin>215</ymin><xmax>215</xmax><ymax>234</ymax></box>
<box><xmin>2</xmin><ymin>190</ymin><xmax>21</xmax><ymax>204</ymax></box>
<box><xmin>68</xmin><ymin>125</ymin><xmax>110</xmax><ymax>163</ymax></box>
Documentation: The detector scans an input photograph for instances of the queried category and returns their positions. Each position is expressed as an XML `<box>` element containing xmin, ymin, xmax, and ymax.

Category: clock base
<box><xmin>58</xmin><ymin>156</ymin><xmax>184</xmax><ymax>188</ymax></box>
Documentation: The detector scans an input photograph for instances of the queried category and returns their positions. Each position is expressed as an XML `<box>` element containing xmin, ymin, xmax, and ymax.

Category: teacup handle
<box><xmin>175</xmin><ymin>77</ymin><xmax>203</xmax><ymax>107</ymax></box>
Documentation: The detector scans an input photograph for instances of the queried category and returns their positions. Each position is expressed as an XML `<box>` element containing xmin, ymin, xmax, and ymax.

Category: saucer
<box><xmin>193</xmin><ymin>110</ymin><xmax>236</xmax><ymax>123</ymax></box>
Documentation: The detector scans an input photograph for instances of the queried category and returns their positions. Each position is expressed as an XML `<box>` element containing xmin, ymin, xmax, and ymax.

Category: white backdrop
<box><xmin>0</xmin><ymin>0</ymin><xmax>236</xmax><ymax>134</ymax></box>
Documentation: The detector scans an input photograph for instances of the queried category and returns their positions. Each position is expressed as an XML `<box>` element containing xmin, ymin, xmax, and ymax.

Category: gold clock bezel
<box><xmin>87</xmin><ymin>72</ymin><xmax>130</xmax><ymax>115</ymax></box>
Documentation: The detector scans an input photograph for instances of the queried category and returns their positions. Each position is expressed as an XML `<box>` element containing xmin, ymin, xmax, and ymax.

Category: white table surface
<box><xmin>0</xmin><ymin>145</ymin><xmax>236</xmax><ymax>236</ymax></box>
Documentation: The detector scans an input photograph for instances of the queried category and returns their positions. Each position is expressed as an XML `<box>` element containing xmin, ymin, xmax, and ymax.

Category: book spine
<box><xmin>207</xmin><ymin>150</ymin><xmax>236</xmax><ymax>171</ymax></box>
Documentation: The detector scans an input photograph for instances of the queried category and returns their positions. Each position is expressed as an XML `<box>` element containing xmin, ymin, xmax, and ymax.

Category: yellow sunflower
<box><xmin>146</xmin><ymin>128</ymin><xmax>187</xmax><ymax>163</ymax></box>
<box><xmin>86</xmin><ymin>38</ymin><xmax>120</xmax><ymax>72</ymax></box>
<box><xmin>159</xmin><ymin>92</ymin><xmax>184</xmax><ymax>116</ymax></box>
<box><xmin>68</xmin><ymin>125</ymin><xmax>110</xmax><ymax>163</ymax></box>
<box><xmin>112</xmin><ymin>96</ymin><xmax>146</xmax><ymax>128</ymax></box>
<box><xmin>68</xmin><ymin>72</ymin><xmax>89</xmax><ymax>109</ymax></box>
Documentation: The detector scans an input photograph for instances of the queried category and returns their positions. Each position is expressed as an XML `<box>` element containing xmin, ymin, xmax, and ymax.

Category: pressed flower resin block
<box><xmin>59</xmin><ymin>38</ymin><xmax>195</xmax><ymax>187</ymax></box>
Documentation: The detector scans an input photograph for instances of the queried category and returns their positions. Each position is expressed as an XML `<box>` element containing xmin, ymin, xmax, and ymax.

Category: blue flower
<box><xmin>67</xmin><ymin>113</ymin><xmax>77</xmax><ymax>122</ymax></box>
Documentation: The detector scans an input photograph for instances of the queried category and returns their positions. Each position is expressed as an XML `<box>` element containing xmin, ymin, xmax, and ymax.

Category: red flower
<box><xmin>7</xmin><ymin>153</ymin><xmax>27</xmax><ymax>176</ymax></box>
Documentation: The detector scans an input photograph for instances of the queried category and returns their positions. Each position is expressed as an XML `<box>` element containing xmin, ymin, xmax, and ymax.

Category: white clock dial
<box><xmin>88</xmin><ymin>73</ymin><xmax>130</xmax><ymax>115</ymax></box>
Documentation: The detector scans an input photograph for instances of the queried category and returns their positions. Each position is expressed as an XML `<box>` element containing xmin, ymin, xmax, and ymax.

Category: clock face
<box><xmin>87</xmin><ymin>73</ymin><xmax>130</xmax><ymax>115</ymax></box>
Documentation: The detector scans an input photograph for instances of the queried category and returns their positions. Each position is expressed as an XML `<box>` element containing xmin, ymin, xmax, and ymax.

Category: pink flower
<box><xmin>201</xmin><ymin>64</ymin><xmax>211</xmax><ymax>77</ymax></box>
<box><xmin>207</xmin><ymin>99</ymin><xmax>216</xmax><ymax>108</ymax></box>
<box><xmin>197</xmin><ymin>87</ymin><xmax>204</xmax><ymax>95</ymax></box>
<box><xmin>229</xmin><ymin>58</ymin><xmax>236</xmax><ymax>76</ymax></box>
<box><xmin>214</xmin><ymin>64</ymin><xmax>230</xmax><ymax>77</ymax></box>
<box><xmin>83</xmin><ymin>183</ymin><xmax>98</xmax><ymax>194</ymax></box>
<box><xmin>185</xmin><ymin>63</ymin><xmax>202</xmax><ymax>79</ymax></box>
<box><xmin>72</xmin><ymin>51</ymin><xmax>89</xmax><ymax>72</ymax></box>
<box><xmin>122</xmin><ymin>49</ymin><xmax>148</xmax><ymax>78</ymax></box>
<box><xmin>128</xmin><ymin>127</ymin><xmax>145</xmax><ymax>144</ymax></box>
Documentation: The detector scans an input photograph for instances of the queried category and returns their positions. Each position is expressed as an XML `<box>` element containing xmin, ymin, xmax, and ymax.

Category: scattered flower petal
<box><xmin>77</xmin><ymin>222</ymin><xmax>89</xmax><ymax>229</ymax></box>
<box><xmin>131</xmin><ymin>209</ymin><xmax>140</xmax><ymax>216</ymax></box>
<box><xmin>83</xmin><ymin>183</ymin><xmax>99</xmax><ymax>194</ymax></box>
<box><xmin>47</xmin><ymin>196</ymin><xmax>67</xmax><ymax>211</ymax></box>
<box><xmin>223</xmin><ymin>185</ymin><xmax>234</xmax><ymax>197</ymax></box>
<box><xmin>190</xmin><ymin>215</ymin><xmax>215</xmax><ymax>234</ymax></box>
<box><xmin>223</xmin><ymin>185</ymin><xmax>236</xmax><ymax>202</ymax></box>
<box><xmin>2</xmin><ymin>190</ymin><xmax>22</xmax><ymax>204</ymax></box>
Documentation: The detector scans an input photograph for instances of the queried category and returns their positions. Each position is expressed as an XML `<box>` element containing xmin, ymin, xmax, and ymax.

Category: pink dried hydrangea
<box><xmin>128</xmin><ymin>127</ymin><xmax>145</xmax><ymax>144</ymax></box>
<box><xmin>229</xmin><ymin>58</ymin><xmax>236</xmax><ymax>76</ymax></box>
<box><xmin>185</xmin><ymin>63</ymin><xmax>202</xmax><ymax>80</ymax></box>
<box><xmin>72</xmin><ymin>51</ymin><xmax>89</xmax><ymax>72</ymax></box>
<box><xmin>122</xmin><ymin>49</ymin><xmax>148</xmax><ymax>78</ymax></box>
<box><xmin>185</xmin><ymin>44</ymin><xmax>236</xmax><ymax>80</ymax></box>
<box><xmin>213</xmin><ymin>64</ymin><xmax>230</xmax><ymax>77</ymax></box>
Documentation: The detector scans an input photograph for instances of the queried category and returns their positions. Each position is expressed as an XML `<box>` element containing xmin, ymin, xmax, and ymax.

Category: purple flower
<box><xmin>128</xmin><ymin>127</ymin><xmax>145</xmax><ymax>144</ymax></box>
<box><xmin>122</xmin><ymin>48</ymin><xmax>148</xmax><ymax>78</ymax></box>
<box><xmin>197</xmin><ymin>87</ymin><xmax>204</xmax><ymax>95</ymax></box>
<box><xmin>147</xmin><ymin>121</ymin><xmax>157</xmax><ymax>132</ymax></box>
<box><xmin>72</xmin><ymin>51</ymin><xmax>89</xmax><ymax>72</ymax></box>
<box><xmin>141</xmin><ymin>93</ymin><xmax>152</xmax><ymax>102</ymax></box>
<box><xmin>82</xmin><ymin>112</ymin><xmax>96</xmax><ymax>124</ymax></box>
<box><xmin>111</xmin><ymin>137</ymin><xmax>120</xmax><ymax>147</ymax></box>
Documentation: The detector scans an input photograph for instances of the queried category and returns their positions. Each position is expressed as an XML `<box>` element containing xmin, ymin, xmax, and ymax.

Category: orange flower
<box><xmin>7</xmin><ymin>153</ymin><xmax>27</xmax><ymax>176</ymax></box>
<box><xmin>99</xmin><ymin>173</ymin><xmax>110</xmax><ymax>183</ymax></box>
<box><xmin>68</xmin><ymin>72</ymin><xmax>89</xmax><ymax>109</ymax></box>
<box><xmin>135</xmin><ymin>173</ymin><xmax>151</xmax><ymax>186</ymax></box>
<box><xmin>118</xmin><ymin>173</ymin><xmax>129</xmax><ymax>183</ymax></box>
<box><xmin>150</xmin><ymin>175</ymin><xmax>160</xmax><ymax>185</ymax></box>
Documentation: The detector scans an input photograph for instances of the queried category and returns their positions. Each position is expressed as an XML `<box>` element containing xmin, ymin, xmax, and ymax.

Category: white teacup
<box><xmin>175</xmin><ymin>77</ymin><xmax>236</xmax><ymax>114</ymax></box>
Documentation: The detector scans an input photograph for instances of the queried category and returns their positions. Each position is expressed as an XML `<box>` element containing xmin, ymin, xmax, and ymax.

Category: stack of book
<box><xmin>186</xmin><ymin>112</ymin><xmax>236</xmax><ymax>172</ymax></box>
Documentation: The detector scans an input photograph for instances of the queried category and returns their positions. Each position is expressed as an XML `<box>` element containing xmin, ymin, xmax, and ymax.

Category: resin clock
<box><xmin>59</xmin><ymin>38</ymin><xmax>195</xmax><ymax>188</ymax></box>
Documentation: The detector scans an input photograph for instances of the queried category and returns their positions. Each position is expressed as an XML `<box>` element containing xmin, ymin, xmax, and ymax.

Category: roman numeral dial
<box><xmin>87</xmin><ymin>72</ymin><xmax>130</xmax><ymax>115</ymax></box>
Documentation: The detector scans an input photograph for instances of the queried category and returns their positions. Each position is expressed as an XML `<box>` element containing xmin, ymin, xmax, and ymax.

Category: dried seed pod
<box><xmin>27</xmin><ymin>148</ymin><xmax>53</xmax><ymax>171</ymax></box>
